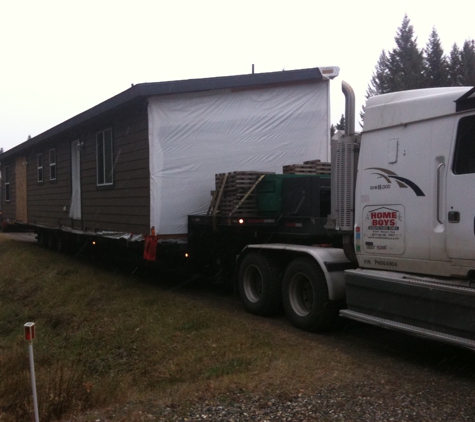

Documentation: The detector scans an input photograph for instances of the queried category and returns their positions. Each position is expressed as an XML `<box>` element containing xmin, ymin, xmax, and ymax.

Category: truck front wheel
<box><xmin>282</xmin><ymin>257</ymin><xmax>338</xmax><ymax>332</ymax></box>
<box><xmin>238</xmin><ymin>252</ymin><xmax>282</xmax><ymax>316</ymax></box>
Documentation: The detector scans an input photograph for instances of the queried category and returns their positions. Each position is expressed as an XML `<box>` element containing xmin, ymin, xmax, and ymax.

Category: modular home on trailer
<box><xmin>0</xmin><ymin>67</ymin><xmax>338</xmax><ymax>247</ymax></box>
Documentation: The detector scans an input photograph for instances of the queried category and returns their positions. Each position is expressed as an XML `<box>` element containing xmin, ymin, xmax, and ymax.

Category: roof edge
<box><xmin>1</xmin><ymin>67</ymin><xmax>338</xmax><ymax>160</ymax></box>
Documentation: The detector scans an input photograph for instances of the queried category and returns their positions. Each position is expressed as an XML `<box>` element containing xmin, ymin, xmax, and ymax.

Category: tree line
<box><xmin>332</xmin><ymin>14</ymin><xmax>475</xmax><ymax>133</ymax></box>
<box><xmin>368</xmin><ymin>14</ymin><xmax>475</xmax><ymax>96</ymax></box>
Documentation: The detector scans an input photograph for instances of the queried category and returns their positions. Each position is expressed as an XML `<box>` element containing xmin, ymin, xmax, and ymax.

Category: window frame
<box><xmin>452</xmin><ymin>115</ymin><xmax>475</xmax><ymax>175</ymax></box>
<box><xmin>96</xmin><ymin>128</ymin><xmax>114</xmax><ymax>186</ymax></box>
<box><xmin>49</xmin><ymin>148</ymin><xmax>57</xmax><ymax>181</ymax></box>
<box><xmin>37</xmin><ymin>153</ymin><xmax>44</xmax><ymax>183</ymax></box>
<box><xmin>4</xmin><ymin>165</ymin><xmax>10</xmax><ymax>202</ymax></box>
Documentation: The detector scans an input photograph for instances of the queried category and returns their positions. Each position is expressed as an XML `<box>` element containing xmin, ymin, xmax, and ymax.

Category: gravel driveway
<box><xmin>65</xmin><ymin>323</ymin><xmax>475</xmax><ymax>421</ymax></box>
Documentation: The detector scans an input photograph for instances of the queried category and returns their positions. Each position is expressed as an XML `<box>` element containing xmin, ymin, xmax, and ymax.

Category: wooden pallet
<box><xmin>219</xmin><ymin>191</ymin><xmax>258</xmax><ymax>210</ymax></box>
<box><xmin>215</xmin><ymin>171</ymin><xmax>273</xmax><ymax>191</ymax></box>
<box><xmin>283</xmin><ymin>164</ymin><xmax>317</xmax><ymax>174</ymax></box>
<box><xmin>211</xmin><ymin>171</ymin><xmax>269</xmax><ymax>216</ymax></box>
<box><xmin>283</xmin><ymin>161</ymin><xmax>331</xmax><ymax>175</ymax></box>
<box><xmin>315</xmin><ymin>165</ymin><xmax>331</xmax><ymax>175</ymax></box>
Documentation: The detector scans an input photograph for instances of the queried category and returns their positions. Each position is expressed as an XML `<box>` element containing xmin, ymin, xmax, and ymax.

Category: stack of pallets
<box><xmin>211</xmin><ymin>171</ymin><xmax>274</xmax><ymax>216</ymax></box>
<box><xmin>283</xmin><ymin>159</ymin><xmax>331</xmax><ymax>175</ymax></box>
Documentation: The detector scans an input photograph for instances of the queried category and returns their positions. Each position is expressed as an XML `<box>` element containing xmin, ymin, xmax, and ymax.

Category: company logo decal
<box><xmin>365</xmin><ymin>167</ymin><xmax>425</xmax><ymax>197</ymax></box>
<box><xmin>367</xmin><ymin>208</ymin><xmax>400</xmax><ymax>231</ymax></box>
<box><xmin>362</xmin><ymin>205</ymin><xmax>405</xmax><ymax>255</ymax></box>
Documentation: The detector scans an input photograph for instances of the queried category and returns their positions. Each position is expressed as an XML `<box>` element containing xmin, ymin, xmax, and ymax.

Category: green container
<box><xmin>258</xmin><ymin>175</ymin><xmax>283</xmax><ymax>215</ymax></box>
<box><xmin>258</xmin><ymin>174</ymin><xmax>322</xmax><ymax>216</ymax></box>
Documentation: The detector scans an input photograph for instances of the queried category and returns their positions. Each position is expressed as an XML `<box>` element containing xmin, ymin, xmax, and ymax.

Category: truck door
<box><xmin>446</xmin><ymin>115</ymin><xmax>475</xmax><ymax>260</ymax></box>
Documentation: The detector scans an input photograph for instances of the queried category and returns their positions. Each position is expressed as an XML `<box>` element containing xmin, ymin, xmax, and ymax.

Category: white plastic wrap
<box><xmin>148</xmin><ymin>82</ymin><xmax>330</xmax><ymax>235</ymax></box>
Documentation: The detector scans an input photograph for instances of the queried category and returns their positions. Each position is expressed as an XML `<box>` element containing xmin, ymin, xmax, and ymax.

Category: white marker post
<box><xmin>24</xmin><ymin>322</ymin><xmax>39</xmax><ymax>422</ymax></box>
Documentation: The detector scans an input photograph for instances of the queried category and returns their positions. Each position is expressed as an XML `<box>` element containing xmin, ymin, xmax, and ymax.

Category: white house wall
<box><xmin>148</xmin><ymin>82</ymin><xmax>330</xmax><ymax>235</ymax></box>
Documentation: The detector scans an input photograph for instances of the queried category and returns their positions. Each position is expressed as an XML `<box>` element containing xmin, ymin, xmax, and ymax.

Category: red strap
<box><xmin>143</xmin><ymin>235</ymin><xmax>158</xmax><ymax>261</ymax></box>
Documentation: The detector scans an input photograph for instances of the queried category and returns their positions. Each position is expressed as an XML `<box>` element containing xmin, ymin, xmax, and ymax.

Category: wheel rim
<box><xmin>243</xmin><ymin>264</ymin><xmax>263</xmax><ymax>303</ymax></box>
<box><xmin>288</xmin><ymin>272</ymin><xmax>314</xmax><ymax>316</ymax></box>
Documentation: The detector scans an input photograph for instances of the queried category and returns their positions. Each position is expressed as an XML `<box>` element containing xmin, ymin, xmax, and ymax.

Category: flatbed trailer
<box><xmin>2</xmin><ymin>67</ymin><xmax>475</xmax><ymax>351</ymax></box>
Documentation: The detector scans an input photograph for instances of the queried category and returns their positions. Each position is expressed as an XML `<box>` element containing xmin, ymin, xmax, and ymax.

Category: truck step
<box><xmin>340</xmin><ymin>309</ymin><xmax>475</xmax><ymax>351</ymax></box>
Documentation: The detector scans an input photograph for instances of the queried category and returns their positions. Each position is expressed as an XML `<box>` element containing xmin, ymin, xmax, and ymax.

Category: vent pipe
<box><xmin>342</xmin><ymin>81</ymin><xmax>355</xmax><ymax>136</ymax></box>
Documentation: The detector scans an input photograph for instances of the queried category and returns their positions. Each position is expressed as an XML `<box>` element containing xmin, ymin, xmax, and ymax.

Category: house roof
<box><xmin>0</xmin><ymin>66</ymin><xmax>339</xmax><ymax>160</ymax></box>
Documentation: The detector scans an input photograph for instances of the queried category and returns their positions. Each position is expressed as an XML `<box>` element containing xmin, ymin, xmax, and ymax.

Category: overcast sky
<box><xmin>1</xmin><ymin>0</ymin><xmax>474</xmax><ymax>152</ymax></box>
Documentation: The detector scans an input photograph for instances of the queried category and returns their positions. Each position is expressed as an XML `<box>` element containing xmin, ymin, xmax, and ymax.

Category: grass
<box><xmin>1</xmin><ymin>234</ymin><xmax>354</xmax><ymax>421</ymax></box>
<box><xmin>2</xmin><ymin>234</ymin><xmax>475</xmax><ymax>421</ymax></box>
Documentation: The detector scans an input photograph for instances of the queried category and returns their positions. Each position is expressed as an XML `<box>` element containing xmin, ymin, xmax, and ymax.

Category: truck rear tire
<box><xmin>282</xmin><ymin>257</ymin><xmax>338</xmax><ymax>332</ymax></box>
<box><xmin>238</xmin><ymin>252</ymin><xmax>282</xmax><ymax>316</ymax></box>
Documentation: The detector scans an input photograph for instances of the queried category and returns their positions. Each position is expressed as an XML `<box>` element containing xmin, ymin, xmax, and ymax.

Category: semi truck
<box><xmin>1</xmin><ymin>67</ymin><xmax>475</xmax><ymax>349</ymax></box>
<box><xmin>188</xmin><ymin>81</ymin><xmax>475</xmax><ymax>350</ymax></box>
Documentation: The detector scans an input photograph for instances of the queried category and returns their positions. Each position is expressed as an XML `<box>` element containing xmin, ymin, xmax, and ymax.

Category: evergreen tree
<box><xmin>423</xmin><ymin>28</ymin><xmax>449</xmax><ymax>87</ymax></box>
<box><xmin>360</xmin><ymin>51</ymin><xmax>390</xmax><ymax>124</ymax></box>
<box><xmin>386</xmin><ymin>15</ymin><xmax>425</xmax><ymax>92</ymax></box>
<box><xmin>336</xmin><ymin>114</ymin><xmax>346</xmax><ymax>131</ymax></box>
<box><xmin>367</xmin><ymin>50</ymin><xmax>392</xmax><ymax>96</ymax></box>
<box><xmin>362</xmin><ymin>15</ymin><xmax>475</xmax><ymax>127</ymax></box>
<box><xmin>448</xmin><ymin>40</ymin><xmax>475</xmax><ymax>86</ymax></box>
<box><xmin>460</xmin><ymin>39</ymin><xmax>475</xmax><ymax>85</ymax></box>
<box><xmin>330</xmin><ymin>114</ymin><xmax>345</xmax><ymax>137</ymax></box>
<box><xmin>366</xmin><ymin>15</ymin><xmax>424</xmax><ymax>97</ymax></box>
<box><xmin>448</xmin><ymin>43</ymin><xmax>463</xmax><ymax>86</ymax></box>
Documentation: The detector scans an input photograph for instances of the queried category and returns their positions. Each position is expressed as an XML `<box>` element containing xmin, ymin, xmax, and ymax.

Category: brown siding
<box><xmin>26</xmin><ymin>137</ymin><xmax>72</xmax><ymax>227</ymax></box>
<box><xmin>1</xmin><ymin>159</ymin><xmax>16</xmax><ymax>220</ymax></box>
<box><xmin>79</xmin><ymin>102</ymin><xmax>150</xmax><ymax>234</ymax></box>
<box><xmin>15</xmin><ymin>156</ymin><xmax>28</xmax><ymax>222</ymax></box>
<box><xmin>3</xmin><ymin>100</ymin><xmax>150</xmax><ymax>236</ymax></box>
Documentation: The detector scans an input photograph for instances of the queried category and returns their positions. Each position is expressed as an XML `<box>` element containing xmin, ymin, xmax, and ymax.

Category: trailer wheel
<box><xmin>47</xmin><ymin>232</ymin><xmax>56</xmax><ymax>250</ymax></box>
<box><xmin>0</xmin><ymin>220</ymin><xmax>8</xmax><ymax>233</ymax></box>
<box><xmin>56</xmin><ymin>233</ymin><xmax>67</xmax><ymax>253</ymax></box>
<box><xmin>238</xmin><ymin>252</ymin><xmax>282</xmax><ymax>316</ymax></box>
<box><xmin>38</xmin><ymin>230</ymin><xmax>48</xmax><ymax>248</ymax></box>
<box><xmin>36</xmin><ymin>231</ymin><xmax>43</xmax><ymax>246</ymax></box>
<box><xmin>282</xmin><ymin>257</ymin><xmax>338</xmax><ymax>332</ymax></box>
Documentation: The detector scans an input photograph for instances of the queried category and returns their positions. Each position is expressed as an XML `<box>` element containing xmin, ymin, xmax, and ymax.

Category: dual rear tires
<box><xmin>282</xmin><ymin>258</ymin><xmax>338</xmax><ymax>332</ymax></box>
<box><xmin>238</xmin><ymin>253</ymin><xmax>282</xmax><ymax>316</ymax></box>
<box><xmin>238</xmin><ymin>252</ymin><xmax>338</xmax><ymax>331</ymax></box>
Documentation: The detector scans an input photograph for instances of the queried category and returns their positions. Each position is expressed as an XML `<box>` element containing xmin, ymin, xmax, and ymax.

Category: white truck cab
<box><xmin>237</xmin><ymin>82</ymin><xmax>475</xmax><ymax>350</ymax></box>
<box><xmin>355</xmin><ymin>87</ymin><xmax>475</xmax><ymax>278</ymax></box>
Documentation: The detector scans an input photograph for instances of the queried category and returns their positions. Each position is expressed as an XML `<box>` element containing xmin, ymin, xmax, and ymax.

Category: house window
<box><xmin>37</xmin><ymin>153</ymin><xmax>44</xmax><ymax>183</ymax></box>
<box><xmin>96</xmin><ymin>129</ymin><xmax>113</xmax><ymax>186</ymax></box>
<box><xmin>4</xmin><ymin>166</ymin><xmax>10</xmax><ymax>201</ymax></box>
<box><xmin>49</xmin><ymin>148</ymin><xmax>57</xmax><ymax>181</ymax></box>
